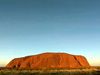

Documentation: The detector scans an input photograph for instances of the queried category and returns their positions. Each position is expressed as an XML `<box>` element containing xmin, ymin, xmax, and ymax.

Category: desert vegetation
<box><xmin>0</xmin><ymin>68</ymin><xmax>100</xmax><ymax>75</ymax></box>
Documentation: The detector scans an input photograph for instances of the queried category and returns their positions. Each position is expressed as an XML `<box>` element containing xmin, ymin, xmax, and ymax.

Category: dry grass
<box><xmin>0</xmin><ymin>68</ymin><xmax>100</xmax><ymax>75</ymax></box>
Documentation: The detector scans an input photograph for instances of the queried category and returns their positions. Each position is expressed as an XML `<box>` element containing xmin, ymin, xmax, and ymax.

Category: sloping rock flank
<box><xmin>6</xmin><ymin>52</ymin><xmax>90</xmax><ymax>69</ymax></box>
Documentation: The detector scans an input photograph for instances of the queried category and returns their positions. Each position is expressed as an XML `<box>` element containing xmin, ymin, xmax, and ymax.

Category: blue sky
<box><xmin>0</xmin><ymin>0</ymin><xmax>100</xmax><ymax>66</ymax></box>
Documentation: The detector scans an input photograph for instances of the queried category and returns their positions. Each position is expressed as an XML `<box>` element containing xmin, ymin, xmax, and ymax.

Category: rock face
<box><xmin>6</xmin><ymin>52</ymin><xmax>90</xmax><ymax>69</ymax></box>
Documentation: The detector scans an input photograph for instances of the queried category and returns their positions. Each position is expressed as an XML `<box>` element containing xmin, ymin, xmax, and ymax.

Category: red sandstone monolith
<box><xmin>6</xmin><ymin>52</ymin><xmax>90</xmax><ymax>69</ymax></box>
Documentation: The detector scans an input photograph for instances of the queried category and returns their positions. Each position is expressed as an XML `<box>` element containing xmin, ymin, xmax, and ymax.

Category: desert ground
<box><xmin>0</xmin><ymin>67</ymin><xmax>100</xmax><ymax>75</ymax></box>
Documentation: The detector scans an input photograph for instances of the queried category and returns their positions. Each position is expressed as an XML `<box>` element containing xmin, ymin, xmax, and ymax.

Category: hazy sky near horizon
<box><xmin>0</xmin><ymin>0</ymin><xmax>100</xmax><ymax>66</ymax></box>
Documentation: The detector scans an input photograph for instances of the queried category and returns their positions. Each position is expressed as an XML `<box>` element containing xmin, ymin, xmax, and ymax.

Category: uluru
<box><xmin>6</xmin><ymin>52</ymin><xmax>90</xmax><ymax>69</ymax></box>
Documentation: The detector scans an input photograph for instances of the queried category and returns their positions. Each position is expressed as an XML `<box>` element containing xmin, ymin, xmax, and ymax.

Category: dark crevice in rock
<box><xmin>73</xmin><ymin>56</ymin><xmax>82</xmax><ymax>66</ymax></box>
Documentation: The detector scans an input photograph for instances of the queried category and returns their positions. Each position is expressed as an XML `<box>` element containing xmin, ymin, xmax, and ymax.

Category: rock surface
<box><xmin>6</xmin><ymin>52</ymin><xmax>90</xmax><ymax>69</ymax></box>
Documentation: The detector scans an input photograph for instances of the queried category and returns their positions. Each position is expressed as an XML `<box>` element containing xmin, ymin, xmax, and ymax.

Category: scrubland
<box><xmin>0</xmin><ymin>67</ymin><xmax>100</xmax><ymax>75</ymax></box>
